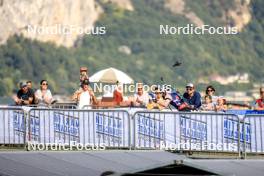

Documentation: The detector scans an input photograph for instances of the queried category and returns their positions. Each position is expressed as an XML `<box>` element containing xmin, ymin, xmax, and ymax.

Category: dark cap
<box><xmin>82</xmin><ymin>79</ymin><xmax>90</xmax><ymax>86</ymax></box>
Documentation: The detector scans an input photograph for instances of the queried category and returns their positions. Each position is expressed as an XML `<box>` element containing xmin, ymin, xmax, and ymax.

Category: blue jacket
<box><xmin>183</xmin><ymin>91</ymin><xmax>202</xmax><ymax>109</ymax></box>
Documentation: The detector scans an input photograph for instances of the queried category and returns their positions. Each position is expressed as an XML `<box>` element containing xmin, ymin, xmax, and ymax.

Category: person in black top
<box><xmin>183</xmin><ymin>83</ymin><xmax>202</xmax><ymax>110</ymax></box>
<box><xmin>13</xmin><ymin>81</ymin><xmax>34</xmax><ymax>105</ymax></box>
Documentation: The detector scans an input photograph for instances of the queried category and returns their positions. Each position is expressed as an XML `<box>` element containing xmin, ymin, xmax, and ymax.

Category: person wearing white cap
<box><xmin>183</xmin><ymin>83</ymin><xmax>201</xmax><ymax>110</ymax></box>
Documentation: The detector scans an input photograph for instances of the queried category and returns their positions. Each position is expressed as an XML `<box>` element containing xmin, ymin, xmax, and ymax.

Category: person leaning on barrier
<box><xmin>113</xmin><ymin>82</ymin><xmax>123</xmax><ymax>106</ymax></box>
<box><xmin>35</xmin><ymin>80</ymin><xmax>56</xmax><ymax>105</ymax></box>
<box><xmin>147</xmin><ymin>87</ymin><xmax>170</xmax><ymax>110</ymax></box>
<box><xmin>76</xmin><ymin>79</ymin><xmax>97</xmax><ymax>109</ymax></box>
<box><xmin>215</xmin><ymin>96</ymin><xmax>227</xmax><ymax>112</ymax></box>
<box><xmin>13</xmin><ymin>81</ymin><xmax>34</xmax><ymax>105</ymax></box>
<box><xmin>182</xmin><ymin>83</ymin><xmax>202</xmax><ymax>111</ymax></box>
<box><xmin>132</xmin><ymin>83</ymin><xmax>150</xmax><ymax>107</ymax></box>
<box><xmin>254</xmin><ymin>87</ymin><xmax>264</xmax><ymax>111</ymax></box>
<box><xmin>201</xmin><ymin>95</ymin><xmax>214</xmax><ymax>111</ymax></box>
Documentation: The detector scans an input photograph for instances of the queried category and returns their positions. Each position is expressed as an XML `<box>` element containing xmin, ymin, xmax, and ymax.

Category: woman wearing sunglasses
<box><xmin>205</xmin><ymin>85</ymin><xmax>218</xmax><ymax>104</ymax></box>
<box><xmin>35</xmin><ymin>80</ymin><xmax>55</xmax><ymax>105</ymax></box>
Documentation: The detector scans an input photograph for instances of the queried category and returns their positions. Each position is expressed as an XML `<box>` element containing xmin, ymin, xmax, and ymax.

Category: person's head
<box><xmin>260</xmin><ymin>87</ymin><xmax>264</xmax><ymax>99</ymax></box>
<box><xmin>162</xmin><ymin>84</ymin><xmax>172</xmax><ymax>95</ymax></box>
<box><xmin>186</xmin><ymin>83</ymin><xmax>195</xmax><ymax>96</ymax></box>
<box><xmin>26</xmin><ymin>81</ymin><xmax>32</xmax><ymax>89</ymax></box>
<box><xmin>206</xmin><ymin>85</ymin><xmax>215</xmax><ymax>96</ymax></box>
<box><xmin>20</xmin><ymin>82</ymin><xmax>28</xmax><ymax>93</ymax></box>
<box><xmin>155</xmin><ymin>87</ymin><xmax>163</xmax><ymax>99</ymax></box>
<box><xmin>137</xmin><ymin>83</ymin><xmax>144</xmax><ymax>96</ymax></box>
<box><xmin>204</xmin><ymin>95</ymin><xmax>212</xmax><ymax>104</ymax></box>
<box><xmin>217</xmin><ymin>96</ymin><xmax>226</xmax><ymax>105</ymax></box>
<box><xmin>81</xmin><ymin>79</ymin><xmax>90</xmax><ymax>91</ymax></box>
<box><xmin>80</xmin><ymin>67</ymin><xmax>88</xmax><ymax>82</ymax></box>
<box><xmin>40</xmin><ymin>80</ymin><xmax>48</xmax><ymax>90</ymax></box>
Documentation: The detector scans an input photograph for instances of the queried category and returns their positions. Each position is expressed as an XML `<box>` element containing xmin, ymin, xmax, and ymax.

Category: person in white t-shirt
<box><xmin>35</xmin><ymin>80</ymin><xmax>56</xmax><ymax>105</ymax></box>
<box><xmin>77</xmin><ymin>79</ymin><xmax>96</xmax><ymax>109</ymax></box>
<box><xmin>133</xmin><ymin>83</ymin><xmax>150</xmax><ymax>107</ymax></box>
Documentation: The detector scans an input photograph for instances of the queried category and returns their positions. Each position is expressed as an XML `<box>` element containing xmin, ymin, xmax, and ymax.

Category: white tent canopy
<box><xmin>89</xmin><ymin>67</ymin><xmax>134</xmax><ymax>84</ymax></box>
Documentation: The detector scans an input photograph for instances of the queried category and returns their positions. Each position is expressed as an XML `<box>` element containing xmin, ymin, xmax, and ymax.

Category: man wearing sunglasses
<box><xmin>183</xmin><ymin>83</ymin><xmax>202</xmax><ymax>110</ymax></box>
<box><xmin>255</xmin><ymin>87</ymin><xmax>264</xmax><ymax>111</ymax></box>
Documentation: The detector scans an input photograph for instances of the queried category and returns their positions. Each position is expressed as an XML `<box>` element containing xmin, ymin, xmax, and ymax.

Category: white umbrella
<box><xmin>89</xmin><ymin>67</ymin><xmax>134</xmax><ymax>84</ymax></box>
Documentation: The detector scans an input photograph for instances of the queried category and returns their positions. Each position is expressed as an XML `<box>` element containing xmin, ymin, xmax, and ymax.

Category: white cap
<box><xmin>186</xmin><ymin>83</ymin><xmax>194</xmax><ymax>88</ymax></box>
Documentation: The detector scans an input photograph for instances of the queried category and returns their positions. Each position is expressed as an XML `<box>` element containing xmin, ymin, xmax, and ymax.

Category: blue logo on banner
<box><xmin>223</xmin><ymin>118</ymin><xmax>251</xmax><ymax>143</ymax></box>
<box><xmin>180</xmin><ymin>116</ymin><xmax>207</xmax><ymax>141</ymax></box>
<box><xmin>13</xmin><ymin>111</ymin><xmax>40</xmax><ymax>136</ymax></box>
<box><xmin>137</xmin><ymin>114</ymin><xmax>164</xmax><ymax>139</ymax></box>
<box><xmin>53</xmin><ymin>113</ymin><xmax>79</xmax><ymax>137</ymax></box>
<box><xmin>96</xmin><ymin>113</ymin><xmax>122</xmax><ymax>138</ymax></box>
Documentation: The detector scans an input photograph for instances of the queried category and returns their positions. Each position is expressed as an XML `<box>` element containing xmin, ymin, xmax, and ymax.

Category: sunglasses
<box><xmin>186</xmin><ymin>87</ymin><xmax>193</xmax><ymax>90</ymax></box>
<box><xmin>42</xmin><ymin>83</ymin><xmax>48</xmax><ymax>85</ymax></box>
<box><xmin>207</xmin><ymin>89</ymin><xmax>214</xmax><ymax>92</ymax></box>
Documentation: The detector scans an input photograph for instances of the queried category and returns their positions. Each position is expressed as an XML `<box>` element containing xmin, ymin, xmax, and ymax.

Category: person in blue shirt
<box><xmin>183</xmin><ymin>83</ymin><xmax>202</xmax><ymax>110</ymax></box>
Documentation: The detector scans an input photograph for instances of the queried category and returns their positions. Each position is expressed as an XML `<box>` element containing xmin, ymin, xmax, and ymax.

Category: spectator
<box><xmin>35</xmin><ymin>80</ymin><xmax>55</xmax><ymax>105</ymax></box>
<box><xmin>147</xmin><ymin>87</ymin><xmax>168</xmax><ymax>110</ymax></box>
<box><xmin>72</xmin><ymin>67</ymin><xmax>91</xmax><ymax>102</ymax></box>
<box><xmin>13</xmin><ymin>81</ymin><xmax>34</xmax><ymax>105</ymax></box>
<box><xmin>113</xmin><ymin>82</ymin><xmax>123</xmax><ymax>105</ymax></box>
<box><xmin>215</xmin><ymin>96</ymin><xmax>227</xmax><ymax>112</ymax></box>
<box><xmin>26</xmin><ymin>81</ymin><xmax>33</xmax><ymax>89</ymax></box>
<box><xmin>205</xmin><ymin>85</ymin><xmax>218</xmax><ymax>104</ymax></box>
<box><xmin>254</xmin><ymin>87</ymin><xmax>264</xmax><ymax>110</ymax></box>
<box><xmin>77</xmin><ymin>79</ymin><xmax>97</xmax><ymax>109</ymax></box>
<box><xmin>183</xmin><ymin>83</ymin><xmax>202</xmax><ymax>110</ymax></box>
<box><xmin>201</xmin><ymin>95</ymin><xmax>214</xmax><ymax>111</ymax></box>
<box><xmin>80</xmin><ymin>66</ymin><xmax>89</xmax><ymax>83</ymax></box>
<box><xmin>132</xmin><ymin>83</ymin><xmax>150</xmax><ymax>107</ymax></box>
<box><xmin>27</xmin><ymin>80</ymin><xmax>36</xmax><ymax>104</ymax></box>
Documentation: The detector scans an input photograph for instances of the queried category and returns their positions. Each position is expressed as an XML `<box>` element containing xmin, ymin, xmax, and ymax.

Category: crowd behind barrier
<box><xmin>1</xmin><ymin>106</ymin><xmax>264</xmax><ymax>158</ymax></box>
<box><xmin>11</xmin><ymin>66</ymin><xmax>264</xmax><ymax>112</ymax></box>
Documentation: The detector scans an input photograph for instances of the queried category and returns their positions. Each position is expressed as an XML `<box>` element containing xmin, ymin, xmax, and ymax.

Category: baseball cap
<box><xmin>186</xmin><ymin>83</ymin><xmax>194</xmax><ymax>88</ymax></box>
<box><xmin>81</xmin><ymin>79</ymin><xmax>90</xmax><ymax>85</ymax></box>
<box><xmin>20</xmin><ymin>82</ymin><xmax>27</xmax><ymax>88</ymax></box>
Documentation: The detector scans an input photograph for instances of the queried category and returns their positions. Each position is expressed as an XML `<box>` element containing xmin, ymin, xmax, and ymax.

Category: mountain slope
<box><xmin>0</xmin><ymin>0</ymin><xmax>263</xmax><ymax>96</ymax></box>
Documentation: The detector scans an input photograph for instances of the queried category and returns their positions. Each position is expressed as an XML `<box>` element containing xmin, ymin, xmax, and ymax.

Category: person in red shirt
<box><xmin>113</xmin><ymin>83</ymin><xmax>123</xmax><ymax>105</ymax></box>
<box><xmin>255</xmin><ymin>87</ymin><xmax>264</xmax><ymax>110</ymax></box>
